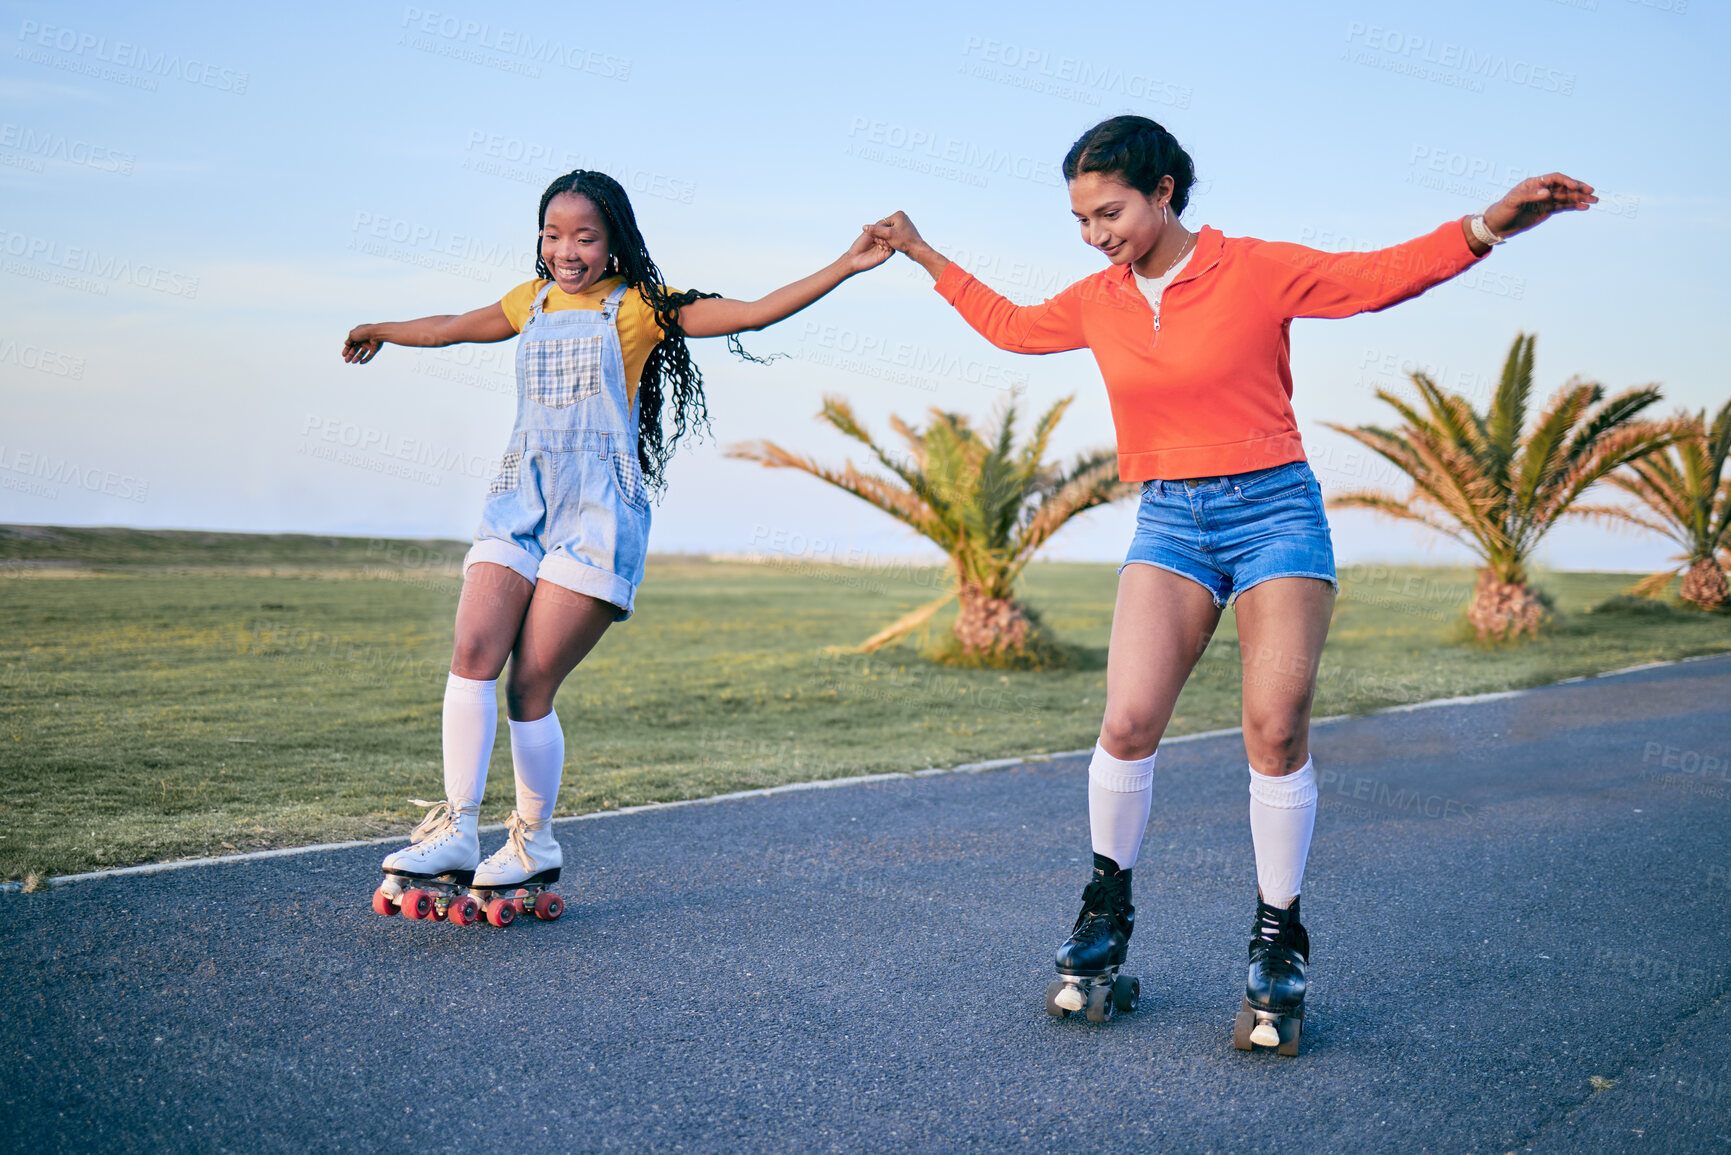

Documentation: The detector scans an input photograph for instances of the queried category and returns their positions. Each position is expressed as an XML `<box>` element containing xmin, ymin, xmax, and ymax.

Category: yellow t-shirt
<box><xmin>499</xmin><ymin>277</ymin><xmax>671</xmax><ymax>408</ymax></box>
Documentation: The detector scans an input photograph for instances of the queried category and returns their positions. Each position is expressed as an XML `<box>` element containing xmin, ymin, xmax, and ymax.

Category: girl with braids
<box><xmin>342</xmin><ymin>170</ymin><xmax>890</xmax><ymax>920</ymax></box>
<box><xmin>870</xmin><ymin>116</ymin><xmax>1593</xmax><ymax>1048</ymax></box>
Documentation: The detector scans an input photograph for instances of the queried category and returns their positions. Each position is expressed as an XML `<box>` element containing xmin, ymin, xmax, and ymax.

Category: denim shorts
<box><xmin>1121</xmin><ymin>460</ymin><xmax>1337</xmax><ymax>607</ymax></box>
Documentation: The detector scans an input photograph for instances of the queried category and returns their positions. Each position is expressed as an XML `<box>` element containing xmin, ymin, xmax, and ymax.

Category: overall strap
<box><xmin>527</xmin><ymin>280</ymin><xmax>558</xmax><ymax>318</ymax></box>
<box><xmin>600</xmin><ymin>282</ymin><xmax>630</xmax><ymax>323</ymax></box>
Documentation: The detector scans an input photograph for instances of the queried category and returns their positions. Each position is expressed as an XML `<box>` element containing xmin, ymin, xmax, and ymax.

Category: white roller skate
<box><xmin>469</xmin><ymin>811</ymin><xmax>565</xmax><ymax>928</ymax></box>
<box><xmin>372</xmin><ymin>799</ymin><xmax>483</xmax><ymax>925</ymax></box>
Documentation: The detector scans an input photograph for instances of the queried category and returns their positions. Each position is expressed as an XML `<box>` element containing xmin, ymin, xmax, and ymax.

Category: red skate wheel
<box><xmin>447</xmin><ymin>895</ymin><xmax>479</xmax><ymax>926</ymax></box>
<box><xmin>426</xmin><ymin>900</ymin><xmax>446</xmax><ymax>922</ymax></box>
<box><xmin>512</xmin><ymin>889</ymin><xmax>530</xmax><ymax>915</ymax></box>
<box><xmin>485</xmin><ymin>897</ymin><xmax>516</xmax><ymax>928</ymax></box>
<box><xmin>401</xmin><ymin>889</ymin><xmax>434</xmax><ymax>920</ymax></box>
<box><xmin>372</xmin><ymin>888</ymin><xmax>398</xmax><ymax>917</ymax></box>
<box><xmin>533</xmin><ymin>892</ymin><xmax>563</xmax><ymax>921</ymax></box>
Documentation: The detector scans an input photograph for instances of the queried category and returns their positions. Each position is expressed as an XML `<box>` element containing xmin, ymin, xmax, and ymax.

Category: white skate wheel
<box><xmin>1054</xmin><ymin>985</ymin><xmax>1086</xmax><ymax>1013</ymax></box>
<box><xmin>1249</xmin><ymin>1019</ymin><xmax>1280</xmax><ymax>1047</ymax></box>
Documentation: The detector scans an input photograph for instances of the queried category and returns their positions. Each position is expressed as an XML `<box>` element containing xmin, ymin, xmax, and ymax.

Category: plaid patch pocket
<box><xmin>524</xmin><ymin>335</ymin><xmax>605</xmax><ymax>408</ymax></box>
<box><xmin>488</xmin><ymin>451</ymin><xmax>522</xmax><ymax>495</ymax></box>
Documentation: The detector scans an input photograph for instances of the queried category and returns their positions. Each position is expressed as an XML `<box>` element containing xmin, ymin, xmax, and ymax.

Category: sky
<box><xmin>2</xmin><ymin>0</ymin><xmax>1725</xmax><ymax>573</ymax></box>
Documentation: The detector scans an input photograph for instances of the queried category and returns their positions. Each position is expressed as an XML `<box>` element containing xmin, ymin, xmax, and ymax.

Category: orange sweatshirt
<box><xmin>934</xmin><ymin>221</ymin><xmax>1487</xmax><ymax>480</ymax></box>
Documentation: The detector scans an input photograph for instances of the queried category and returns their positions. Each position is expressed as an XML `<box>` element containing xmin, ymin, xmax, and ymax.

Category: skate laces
<box><xmin>405</xmin><ymin>799</ymin><xmax>458</xmax><ymax>846</ymax></box>
<box><xmin>1250</xmin><ymin>904</ymin><xmax>1302</xmax><ymax>975</ymax></box>
<box><xmin>1072</xmin><ymin>874</ymin><xmax>1131</xmax><ymax>938</ymax></box>
<box><xmin>481</xmin><ymin>811</ymin><xmax>538</xmax><ymax>872</ymax></box>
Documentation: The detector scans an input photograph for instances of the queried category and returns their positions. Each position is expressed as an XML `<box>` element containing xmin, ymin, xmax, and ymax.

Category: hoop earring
<box><xmin>1162</xmin><ymin>204</ymin><xmax>1169</xmax><ymax>224</ymax></box>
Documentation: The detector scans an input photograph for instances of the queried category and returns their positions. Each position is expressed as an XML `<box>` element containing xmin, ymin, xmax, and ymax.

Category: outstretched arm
<box><xmin>677</xmin><ymin>228</ymin><xmax>891</xmax><ymax>339</ymax></box>
<box><xmin>1256</xmin><ymin>170</ymin><xmax>1598</xmax><ymax>320</ymax></box>
<box><xmin>868</xmin><ymin>210</ymin><xmax>1085</xmax><ymax>355</ymax></box>
<box><xmin>342</xmin><ymin>303</ymin><xmax>515</xmax><ymax>364</ymax></box>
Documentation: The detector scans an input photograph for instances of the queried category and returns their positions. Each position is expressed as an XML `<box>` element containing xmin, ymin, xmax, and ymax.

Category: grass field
<box><xmin>3</xmin><ymin>524</ymin><xmax>1728</xmax><ymax>883</ymax></box>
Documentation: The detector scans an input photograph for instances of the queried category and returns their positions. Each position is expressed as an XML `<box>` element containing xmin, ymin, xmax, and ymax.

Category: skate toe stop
<box><xmin>1249</xmin><ymin>1021</ymin><xmax>1280</xmax><ymax>1047</ymax></box>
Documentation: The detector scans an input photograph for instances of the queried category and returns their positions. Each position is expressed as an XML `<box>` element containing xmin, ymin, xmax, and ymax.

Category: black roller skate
<box><xmin>1046</xmin><ymin>853</ymin><xmax>1140</xmax><ymax>1023</ymax></box>
<box><xmin>1232</xmin><ymin>893</ymin><xmax>1309</xmax><ymax>1056</ymax></box>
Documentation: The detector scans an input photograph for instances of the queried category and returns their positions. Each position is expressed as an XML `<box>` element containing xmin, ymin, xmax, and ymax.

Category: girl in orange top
<box><xmin>870</xmin><ymin>115</ymin><xmax>1593</xmax><ymax>1048</ymax></box>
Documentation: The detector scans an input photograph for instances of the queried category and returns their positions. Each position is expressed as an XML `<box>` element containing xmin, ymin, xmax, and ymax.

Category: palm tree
<box><xmin>1576</xmin><ymin>400</ymin><xmax>1731</xmax><ymax>609</ymax></box>
<box><xmin>1323</xmin><ymin>334</ymin><xmax>1683</xmax><ymax>640</ymax></box>
<box><xmin>727</xmin><ymin>393</ymin><xmax>1132</xmax><ymax>666</ymax></box>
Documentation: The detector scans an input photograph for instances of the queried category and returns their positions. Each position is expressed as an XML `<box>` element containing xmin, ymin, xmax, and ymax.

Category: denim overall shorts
<box><xmin>463</xmin><ymin>282</ymin><xmax>652</xmax><ymax>619</ymax></box>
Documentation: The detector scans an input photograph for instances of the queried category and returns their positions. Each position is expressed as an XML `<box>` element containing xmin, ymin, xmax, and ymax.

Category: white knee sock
<box><xmin>1088</xmin><ymin>744</ymin><xmax>1156</xmax><ymax>870</ymax></box>
<box><xmin>442</xmin><ymin>673</ymin><xmax>498</xmax><ymax>810</ymax></box>
<box><xmin>507</xmin><ymin>709</ymin><xmax>565</xmax><ymax>823</ymax></box>
<box><xmin>1248</xmin><ymin>757</ymin><xmax>1318</xmax><ymax>909</ymax></box>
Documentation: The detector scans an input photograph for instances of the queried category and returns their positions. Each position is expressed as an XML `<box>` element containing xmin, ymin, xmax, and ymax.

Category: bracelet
<box><xmin>1469</xmin><ymin>214</ymin><xmax>1506</xmax><ymax>247</ymax></box>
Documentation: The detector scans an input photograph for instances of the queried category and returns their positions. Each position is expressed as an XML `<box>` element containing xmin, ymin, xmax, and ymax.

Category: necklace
<box><xmin>1148</xmin><ymin>230</ymin><xmax>1196</xmax><ymax>279</ymax></box>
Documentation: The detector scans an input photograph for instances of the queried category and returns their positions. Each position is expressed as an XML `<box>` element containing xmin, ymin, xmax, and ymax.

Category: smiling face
<box><xmin>1068</xmin><ymin>170</ymin><xmax>1174</xmax><ymax>269</ymax></box>
<box><xmin>539</xmin><ymin>192</ymin><xmax>613</xmax><ymax>294</ymax></box>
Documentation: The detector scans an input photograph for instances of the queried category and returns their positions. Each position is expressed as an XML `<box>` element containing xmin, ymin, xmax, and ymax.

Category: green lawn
<box><xmin>3</xmin><ymin>525</ymin><xmax>1728</xmax><ymax>882</ymax></box>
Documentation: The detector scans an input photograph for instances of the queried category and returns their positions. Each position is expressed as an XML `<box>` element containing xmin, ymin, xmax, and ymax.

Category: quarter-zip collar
<box><xmin>1107</xmin><ymin>226</ymin><xmax>1225</xmax><ymax>298</ymax></box>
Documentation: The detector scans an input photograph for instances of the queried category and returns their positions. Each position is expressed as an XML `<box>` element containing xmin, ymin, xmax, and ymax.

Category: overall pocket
<box><xmin>610</xmin><ymin>451</ymin><xmax>649</xmax><ymax>510</ymax></box>
<box><xmin>524</xmin><ymin>335</ymin><xmax>605</xmax><ymax>409</ymax></box>
<box><xmin>488</xmin><ymin>451</ymin><xmax>522</xmax><ymax>495</ymax></box>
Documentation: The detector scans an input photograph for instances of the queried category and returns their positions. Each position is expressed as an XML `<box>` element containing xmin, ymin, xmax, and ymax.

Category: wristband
<box><xmin>1469</xmin><ymin>214</ymin><xmax>1506</xmax><ymax>247</ymax></box>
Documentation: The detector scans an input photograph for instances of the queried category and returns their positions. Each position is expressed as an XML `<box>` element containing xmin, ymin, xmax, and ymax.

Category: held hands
<box><xmin>342</xmin><ymin>325</ymin><xmax>382</xmax><ymax>364</ymax></box>
<box><xmin>867</xmin><ymin>212</ymin><xmax>950</xmax><ymax>282</ymax></box>
<box><xmin>867</xmin><ymin>211</ymin><xmax>928</xmax><ymax>257</ymax></box>
<box><xmin>1484</xmin><ymin>173</ymin><xmax>1597</xmax><ymax>239</ymax></box>
<box><xmin>841</xmin><ymin>225</ymin><xmax>895</xmax><ymax>275</ymax></box>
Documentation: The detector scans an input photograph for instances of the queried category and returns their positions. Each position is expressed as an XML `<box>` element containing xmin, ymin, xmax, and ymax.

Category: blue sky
<box><xmin>2</xmin><ymin>0</ymin><xmax>1724</xmax><ymax>571</ymax></box>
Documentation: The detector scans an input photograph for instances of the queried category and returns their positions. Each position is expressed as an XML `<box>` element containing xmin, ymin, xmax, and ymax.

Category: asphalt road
<box><xmin>5</xmin><ymin>656</ymin><xmax>1730</xmax><ymax>1154</ymax></box>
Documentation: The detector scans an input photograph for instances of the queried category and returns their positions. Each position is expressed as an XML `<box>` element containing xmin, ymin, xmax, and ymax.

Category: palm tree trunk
<box><xmin>1679</xmin><ymin>557</ymin><xmax>1729</xmax><ymax>610</ymax></box>
<box><xmin>1466</xmin><ymin>569</ymin><xmax>1548</xmax><ymax>640</ymax></box>
<box><xmin>953</xmin><ymin>581</ymin><xmax>1034</xmax><ymax>658</ymax></box>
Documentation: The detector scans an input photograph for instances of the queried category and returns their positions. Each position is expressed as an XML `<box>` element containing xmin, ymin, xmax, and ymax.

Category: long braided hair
<box><xmin>533</xmin><ymin>170</ymin><xmax>719</xmax><ymax>494</ymax></box>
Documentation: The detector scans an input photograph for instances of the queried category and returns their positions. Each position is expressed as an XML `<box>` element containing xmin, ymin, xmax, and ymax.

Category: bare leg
<box><xmin>1234</xmin><ymin>576</ymin><xmax>1335</xmax><ymax>915</ymax></box>
<box><xmin>1099</xmin><ymin>565</ymin><xmax>1223</xmax><ymax>759</ymax></box>
<box><xmin>503</xmin><ymin>581</ymin><xmax>617</xmax><ymax>721</ymax></box>
<box><xmin>1233</xmin><ymin>577</ymin><xmax>1335</xmax><ymax>777</ymax></box>
<box><xmin>450</xmin><ymin>562</ymin><xmax>535</xmax><ymax>679</ymax></box>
